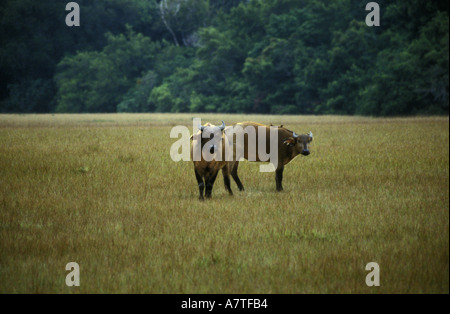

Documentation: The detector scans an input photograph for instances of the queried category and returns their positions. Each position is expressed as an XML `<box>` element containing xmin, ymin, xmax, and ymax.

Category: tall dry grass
<box><xmin>0</xmin><ymin>114</ymin><xmax>448</xmax><ymax>293</ymax></box>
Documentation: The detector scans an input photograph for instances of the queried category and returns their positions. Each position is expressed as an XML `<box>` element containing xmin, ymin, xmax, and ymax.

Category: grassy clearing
<box><xmin>0</xmin><ymin>114</ymin><xmax>448</xmax><ymax>293</ymax></box>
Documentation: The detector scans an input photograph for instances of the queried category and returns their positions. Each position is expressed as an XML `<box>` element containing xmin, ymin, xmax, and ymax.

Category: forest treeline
<box><xmin>0</xmin><ymin>0</ymin><xmax>448</xmax><ymax>115</ymax></box>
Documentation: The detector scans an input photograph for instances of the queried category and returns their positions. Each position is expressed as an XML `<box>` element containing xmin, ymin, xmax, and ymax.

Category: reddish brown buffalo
<box><xmin>190</xmin><ymin>121</ymin><xmax>236</xmax><ymax>200</ymax></box>
<box><xmin>229</xmin><ymin>121</ymin><xmax>313</xmax><ymax>191</ymax></box>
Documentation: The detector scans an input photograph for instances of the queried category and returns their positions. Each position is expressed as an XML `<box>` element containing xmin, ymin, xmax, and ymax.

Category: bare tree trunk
<box><xmin>160</xmin><ymin>0</ymin><xmax>179</xmax><ymax>46</ymax></box>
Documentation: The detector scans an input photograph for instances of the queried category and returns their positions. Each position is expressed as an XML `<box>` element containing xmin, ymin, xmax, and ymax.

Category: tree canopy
<box><xmin>0</xmin><ymin>0</ymin><xmax>448</xmax><ymax>115</ymax></box>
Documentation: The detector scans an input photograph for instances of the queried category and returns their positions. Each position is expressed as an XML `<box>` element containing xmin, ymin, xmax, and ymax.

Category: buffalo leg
<box><xmin>205</xmin><ymin>171</ymin><xmax>219</xmax><ymax>199</ymax></box>
<box><xmin>231</xmin><ymin>161</ymin><xmax>245</xmax><ymax>191</ymax></box>
<box><xmin>195</xmin><ymin>169</ymin><xmax>205</xmax><ymax>200</ymax></box>
<box><xmin>275</xmin><ymin>166</ymin><xmax>284</xmax><ymax>191</ymax></box>
<box><xmin>222</xmin><ymin>167</ymin><xmax>233</xmax><ymax>196</ymax></box>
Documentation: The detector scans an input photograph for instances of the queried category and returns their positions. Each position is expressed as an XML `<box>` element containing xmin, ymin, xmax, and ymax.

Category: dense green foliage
<box><xmin>1</xmin><ymin>0</ymin><xmax>448</xmax><ymax>115</ymax></box>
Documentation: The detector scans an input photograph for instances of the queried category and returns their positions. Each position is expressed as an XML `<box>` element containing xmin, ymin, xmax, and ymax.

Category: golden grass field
<box><xmin>0</xmin><ymin>113</ymin><xmax>448</xmax><ymax>293</ymax></box>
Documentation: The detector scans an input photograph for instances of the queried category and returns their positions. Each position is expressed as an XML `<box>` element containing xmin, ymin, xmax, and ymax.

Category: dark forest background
<box><xmin>0</xmin><ymin>0</ymin><xmax>448</xmax><ymax>115</ymax></box>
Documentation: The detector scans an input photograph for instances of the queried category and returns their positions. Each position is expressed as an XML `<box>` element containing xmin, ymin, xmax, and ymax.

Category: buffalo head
<box><xmin>284</xmin><ymin>131</ymin><xmax>313</xmax><ymax>156</ymax></box>
<box><xmin>197</xmin><ymin>121</ymin><xmax>226</xmax><ymax>154</ymax></box>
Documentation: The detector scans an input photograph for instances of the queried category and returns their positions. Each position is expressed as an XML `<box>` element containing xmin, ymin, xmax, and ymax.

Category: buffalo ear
<box><xmin>283</xmin><ymin>137</ymin><xmax>296</xmax><ymax>147</ymax></box>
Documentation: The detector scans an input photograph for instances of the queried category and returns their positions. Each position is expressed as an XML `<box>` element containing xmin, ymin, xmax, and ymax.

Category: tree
<box><xmin>158</xmin><ymin>0</ymin><xmax>210</xmax><ymax>46</ymax></box>
<box><xmin>55</xmin><ymin>27</ymin><xmax>159</xmax><ymax>112</ymax></box>
<box><xmin>2</xmin><ymin>0</ymin><xmax>448</xmax><ymax>115</ymax></box>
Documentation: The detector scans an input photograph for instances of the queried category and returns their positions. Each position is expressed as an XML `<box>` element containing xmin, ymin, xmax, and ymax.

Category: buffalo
<box><xmin>229</xmin><ymin>121</ymin><xmax>313</xmax><ymax>191</ymax></box>
<box><xmin>190</xmin><ymin>121</ymin><xmax>236</xmax><ymax>200</ymax></box>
